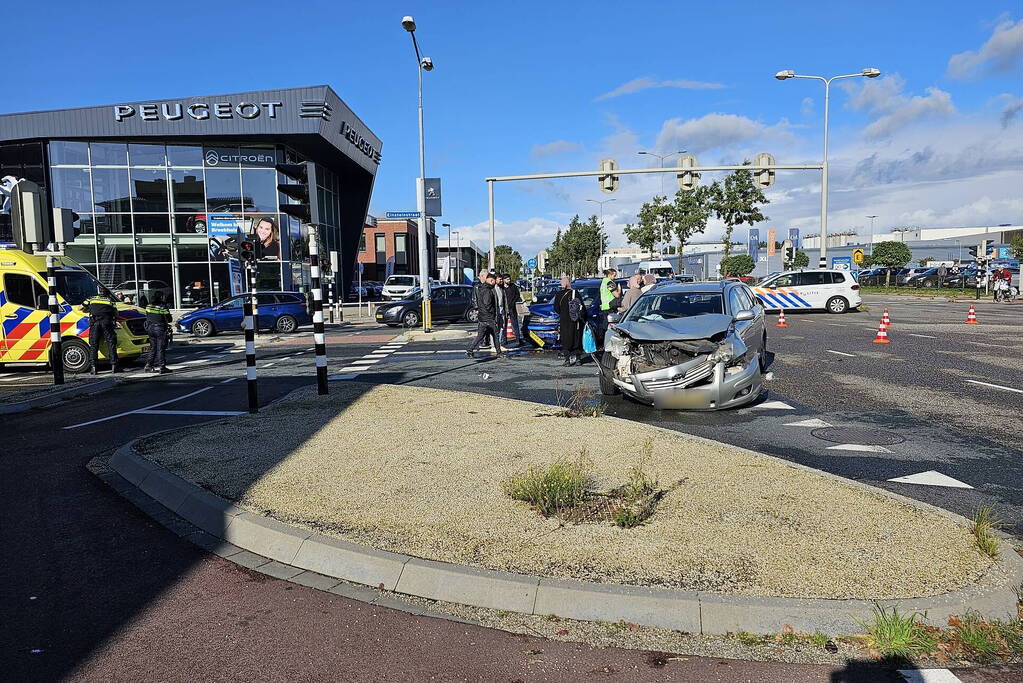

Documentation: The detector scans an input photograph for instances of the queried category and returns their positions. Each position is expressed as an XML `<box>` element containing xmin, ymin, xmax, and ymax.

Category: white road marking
<box><xmin>219</xmin><ymin>377</ymin><xmax>238</xmax><ymax>384</ymax></box>
<box><xmin>888</xmin><ymin>471</ymin><xmax>972</xmax><ymax>489</ymax></box>
<box><xmin>826</xmin><ymin>350</ymin><xmax>855</xmax><ymax>357</ymax></box>
<box><xmin>350</xmin><ymin>359</ymin><xmax>381</xmax><ymax>365</ymax></box>
<box><xmin>393</xmin><ymin>350</ymin><xmax>431</xmax><ymax>355</ymax></box>
<box><xmin>262</xmin><ymin>362</ymin><xmax>276</xmax><ymax>368</ymax></box>
<box><xmin>750</xmin><ymin>400</ymin><xmax>795</xmax><ymax>410</ymax></box>
<box><xmin>63</xmin><ymin>386</ymin><xmax>213</xmax><ymax>429</ymax></box>
<box><xmin>136</xmin><ymin>409</ymin><xmax>246</xmax><ymax>416</ymax></box>
<box><xmin>182</xmin><ymin>360</ymin><xmax>205</xmax><ymax>365</ymax></box>
<box><xmin>965</xmin><ymin>379</ymin><xmax>1023</xmax><ymax>394</ymax></box>
<box><xmin>363</xmin><ymin>353</ymin><xmax>390</xmax><ymax>359</ymax></box>
<box><xmin>826</xmin><ymin>443</ymin><xmax>892</xmax><ymax>453</ymax></box>
<box><xmin>0</xmin><ymin>375</ymin><xmax>27</xmax><ymax>382</ymax></box>
<box><xmin>228</xmin><ymin>349</ymin><xmax>245</xmax><ymax>353</ymax></box>
<box><xmin>909</xmin><ymin>333</ymin><xmax>937</xmax><ymax>339</ymax></box>
<box><xmin>784</xmin><ymin>418</ymin><xmax>833</xmax><ymax>428</ymax></box>
<box><xmin>436</xmin><ymin>349</ymin><xmax>467</xmax><ymax>354</ymax></box>
<box><xmin>897</xmin><ymin>669</ymin><xmax>963</xmax><ymax>682</ymax></box>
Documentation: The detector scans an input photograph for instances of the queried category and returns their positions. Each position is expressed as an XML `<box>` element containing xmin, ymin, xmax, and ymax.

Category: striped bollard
<box><xmin>308</xmin><ymin>231</ymin><xmax>329</xmax><ymax>395</ymax></box>
<box><xmin>243</xmin><ymin>295</ymin><xmax>258</xmax><ymax>413</ymax></box>
<box><xmin>249</xmin><ymin>264</ymin><xmax>259</xmax><ymax>334</ymax></box>
<box><xmin>46</xmin><ymin>254</ymin><xmax>65</xmax><ymax>385</ymax></box>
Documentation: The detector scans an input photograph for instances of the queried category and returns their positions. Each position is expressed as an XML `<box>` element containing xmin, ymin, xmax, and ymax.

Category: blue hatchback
<box><xmin>525</xmin><ymin>279</ymin><xmax>605</xmax><ymax>347</ymax></box>
<box><xmin>176</xmin><ymin>291</ymin><xmax>312</xmax><ymax>337</ymax></box>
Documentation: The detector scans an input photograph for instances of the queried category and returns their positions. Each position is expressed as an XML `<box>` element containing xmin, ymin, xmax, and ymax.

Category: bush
<box><xmin>861</xmin><ymin>606</ymin><xmax>937</xmax><ymax>661</ymax></box>
<box><xmin>505</xmin><ymin>456</ymin><xmax>590</xmax><ymax>516</ymax></box>
<box><xmin>720</xmin><ymin>254</ymin><xmax>756</xmax><ymax>277</ymax></box>
<box><xmin>972</xmin><ymin>506</ymin><xmax>1004</xmax><ymax>558</ymax></box>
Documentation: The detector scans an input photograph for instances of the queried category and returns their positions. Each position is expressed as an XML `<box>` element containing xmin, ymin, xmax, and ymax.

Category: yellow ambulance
<box><xmin>0</xmin><ymin>246</ymin><xmax>149</xmax><ymax>372</ymax></box>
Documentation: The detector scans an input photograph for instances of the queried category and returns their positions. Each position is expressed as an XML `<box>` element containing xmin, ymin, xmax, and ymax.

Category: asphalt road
<box><xmin>2</xmin><ymin>308</ymin><xmax>1020</xmax><ymax>682</ymax></box>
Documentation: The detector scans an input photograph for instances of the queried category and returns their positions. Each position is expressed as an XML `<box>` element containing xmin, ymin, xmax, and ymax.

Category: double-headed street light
<box><xmin>775</xmin><ymin>67</ymin><xmax>880</xmax><ymax>268</ymax></box>
<box><xmin>402</xmin><ymin>15</ymin><xmax>434</xmax><ymax>330</ymax></box>
<box><xmin>637</xmin><ymin>150</ymin><xmax>687</xmax><ymax>196</ymax></box>
<box><xmin>586</xmin><ymin>198</ymin><xmax>616</xmax><ymax>227</ymax></box>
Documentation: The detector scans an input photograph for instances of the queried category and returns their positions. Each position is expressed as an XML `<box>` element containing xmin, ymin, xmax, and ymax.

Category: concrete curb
<box><xmin>109</xmin><ymin>437</ymin><xmax>1023</xmax><ymax>636</ymax></box>
<box><xmin>395</xmin><ymin>328</ymin><xmax>473</xmax><ymax>343</ymax></box>
<box><xmin>0</xmin><ymin>378</ymin><xmax>116</xmax><ymax>415</ymax></box>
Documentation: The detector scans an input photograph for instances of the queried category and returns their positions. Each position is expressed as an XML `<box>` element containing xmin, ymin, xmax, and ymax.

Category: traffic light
<box><xmin>239</xmin><ymin>236</ymin><xmax>256</xmax><ymax>265</ymax></box>
<box><xmin>753</xmin><ymin>152</ymin><xmax>776</xmax><ymax>189</ymax></box>
<box><xmin>276</xmin><ymin>161</ymin><xmax>321</xmax><ymax>225</ymax></box>
<box><xmin>598</xmin><ymin>158</ymin><xmax>619</xmax><ymax>194</ymax></box>
<box><xmin>9</xmin><ymin>179</ymin><xmax>50</xmax><ymax>251</ymax></box>
<box><xmin>676</xmin><ymin>154</ymin><xmax>699</xmax><ymax>191</ymax></box>
<box><xmin>784</xmin><ymin>245</ymin><xmax>795</xmax><ymax>264</ymax></box>
<box><xmin>968</xmin><ymin>239</ymin><xmax>990</xmax><ymax>261</ymax></box>
<box><xmin>52</xmin><ymin>208</ymin><xmax>81</xmax><ymax>243</ymax></box>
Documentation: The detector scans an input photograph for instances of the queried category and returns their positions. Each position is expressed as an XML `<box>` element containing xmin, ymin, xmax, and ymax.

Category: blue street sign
<box><xmin>385</xmin><ymin>211</ymin><xmax>421</xmax><ymax>219</ymax></box>
<box><xmin>831</xmin><ymin>256</ymin><xmax>853</xmax><ymax>270</ymax></box>
<box><xmin>527</xmin><ymin>257</ymin><xmax>537</xmax><ymax>268</ymax></box>
<box><xmin>748</xmin><ymin>229</ymin><xmax>760</xmax><ymax>260</ymax></box>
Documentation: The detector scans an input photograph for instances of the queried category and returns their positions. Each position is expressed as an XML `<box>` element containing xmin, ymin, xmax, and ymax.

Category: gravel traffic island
<box><xmin>136</xmin><ymin>382</ymin><xmax>992</xmax><ymax>601</ymax></box>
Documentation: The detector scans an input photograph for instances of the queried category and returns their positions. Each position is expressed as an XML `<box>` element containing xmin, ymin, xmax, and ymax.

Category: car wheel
<box><xmin>193</xmin><ymin>220</ymin><xmax>207</xmax><ymax>234</ymax></box>
<box><xmin>402</xmin><ymin>310</ymin><xmax>420</xmax><ymax>327</ymax></box>
<box><xmin>598</xmin><ymin>350</ymin><xmax>621</xmax><ymax>396</ymax></box>
<box><xmin>191</xmin><ymin>318</ymin><xmax>216</xmax><ymax>337</ymax></box>
<box><xmin>924</xmin><ymin>280</ymin><xmax>935</xmax><ymax>288</ymax></box>
<box><xmin>826</xmin><ymin>296</ymin><xmax>849</xmax><ymax>314</ymax></box>
<box><xmin>466</xmin><ymin>308</ymin><xmax>479</xmax><ymax>323</ymax></box>
<box><xmin>275</xmin><ymin>315</ymin><xmax>297</xmax><ymax>333</ymax></box>
<box><xmin>61</xmin><ymin>338</ymin><xmax>91</xmax><ymax>373</ymax></box>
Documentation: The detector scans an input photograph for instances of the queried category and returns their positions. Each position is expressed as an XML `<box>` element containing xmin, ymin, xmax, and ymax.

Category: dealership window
<box><xmin>133</xmin><ymin>214</ymin><xmax>170</xmax><ymax>234</ymax></box>
<box><xmin>64</xmin><ymin>240</ymin><xmax>96</xmax><ymax>264</ymax></box>
<box><xmin>167</xmin><ymin>145</ymin><xmax>203</xmax><ymax>167</ymax></box>
<box><xmin>169</xmin><ymin>170</ymin><xmax>205</xmax><ymax>213</ymax></box>
<box><xmin>49</xmin><ymin>167</ymin><xmax>92</xmax><ymax>213</ymax></box>
<box><xmin>49</xmin><ymin>141</ymin><xmax>89</xmax><ymax>166</ymax></box>
<box><xmin>128</xmin><ymin>144</ymin><xmax>166</xmax><ymax>167</ymax></box>
<box><xmin>204</xmin><ymin>146</ymin><xmax>240</xmax><ymax>168</ymax></box>
<box><xmin>205</xmin><ymin>168</ymin><xmax>243</xmax><ymax>211</ymax></box>
<box><xmin>134</xmin><ymin>264</ymin><xmax>175</xmax><ymax>304</ymax></box>
<box><xmin>90</xmin><ymin>142</ymin><xmax>127</xmax><ymax>166</ymax></box>
<box><xmin>178</xmin><ymin>263</ymin><xmax>213</xmax><ymax>307</ymax></box>
<box><xmin>96</xmin><ymin>241</ymin><xmax>136</xmax><ymax>289</ymax></box>
<box><xmin>175</xmin><ymin>239</ymin><xmax>209</xmax><ymax>262</ymax></box>
<box><xmin>94</xmin><ymin>214</ymin><xmax>132</xmax><ymax>234</ymax></box>
<box><xmin>91</xmin><ymin>167</ymin><xmax>131</xmax><ymax>212</ymax></box>
<box><xmin>129</xmin><ymin>168</ymin><xmax>169</xmax><ymax>212</ymax></box>
<box><xmin>240</xmin><ymin>169</ymin><xmax>278</xmax><ymax>213</ymax></box>
<box><xmin>173</xmin><ymin>214</ymin><xmax>206</xmax><ymax>235</ymax></box>
<box><xmin>135</xmin><ymin>235</ymin><xmax>172</xmax><ymax>263</ymax></box>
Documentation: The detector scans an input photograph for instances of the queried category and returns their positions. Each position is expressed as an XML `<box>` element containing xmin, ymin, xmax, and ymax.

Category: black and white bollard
<box><xmin>249</xmin><ymin>264</ymin><xmax>259</xmax><ymax>334</ymax></box>
<box><xmin>243</xmin><ymin>295</ymin><xmax>258</xmax><ymax>413</ymax></box>
<box><xmin>308</xmin><ymin>232</ymin><xmax>329</xmax><ymax>395</ymax></box>
<box><xmin>46</xmin><ymin>254</ymin><xmax>64</xmax><ymax>385</ymax></box>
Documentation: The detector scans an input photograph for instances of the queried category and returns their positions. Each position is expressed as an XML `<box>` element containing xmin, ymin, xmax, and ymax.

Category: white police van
<box><xmin>752</xmin><ymin>269</ymin><xmax>862</xmax><ymax>313</ymax></box>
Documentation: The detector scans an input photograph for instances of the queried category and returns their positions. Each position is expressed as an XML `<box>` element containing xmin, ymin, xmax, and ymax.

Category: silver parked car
<box><xmin>598</xmin><ymin>280</ymin><xmax>768</xmax><ymax>410</ymax></box>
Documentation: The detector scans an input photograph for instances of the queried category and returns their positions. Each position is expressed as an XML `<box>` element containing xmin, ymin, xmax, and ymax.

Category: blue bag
<box><xmin>582</xmin><ymin>324</ymin><xmax>597</xmax><ymax>354</ymax></box>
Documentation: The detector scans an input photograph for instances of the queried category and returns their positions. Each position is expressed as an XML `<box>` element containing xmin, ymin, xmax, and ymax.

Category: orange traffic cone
<box><xmin>965</xmin><ymin>305</ymin><xmax>978</xmax><ymax>324</ymax></box>
<box><xmin>872</xmin><ymin>318</ymin><xmax>890</xmax><ymax>344</ymax></box>
<box><xmin>776</xmin><ymin>309</ymin><xmax>788</xmax><ymax>328</ymax></box>
<box><xmin>505</xmin><ymin>317</ymin><xmax>515</xmax><ymax>339</ymax></box>
<box><xmin>882</xmin><ymin>307</ymin><xmax>892</xmax><ymax>327</ymax></box>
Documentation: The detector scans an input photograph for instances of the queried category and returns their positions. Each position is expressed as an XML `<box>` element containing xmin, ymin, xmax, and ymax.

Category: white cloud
<box><xmin>530</xmin><ymin>140</ymin><xmax>583</xmax><ymax>159</ymax></box>
<box><xmin>655</xmin><ymin>113</ymin><xmax>766</xmax><ymax>154</ymax></box>
<box><xmin>800</xmin><ymin>97</ymin><xmax>815</xmax><ymax>117</ymax></box>
<box><xmin>844</xmin><ymin>75</ymin><xmax>955</xmax><ymax>139</ymax></box>
<box><xmin>594</xmin><ymin>76</ymin><xmax>725</xmax><ymax>101</ymax></box>
<box><xmin>1000</xmin><ymin>95</ymin><xmax>1023</xmax><ymax>127</ymax></box>
<box><xmin>948</xmin><ymin>17</ymin><xmax>1023</xmax><ymax>80</ymax></box>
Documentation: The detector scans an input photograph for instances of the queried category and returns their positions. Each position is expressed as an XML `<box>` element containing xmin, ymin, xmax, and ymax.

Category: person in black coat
<box><xmin>466</xmin><ymin>272</ymin><xmax>502</xmax><ymax>358</ymax></box>
<box><xmin>553</xmin><ymin>277</ymin><xmax>584</xmax><ymax>366</ymax></box>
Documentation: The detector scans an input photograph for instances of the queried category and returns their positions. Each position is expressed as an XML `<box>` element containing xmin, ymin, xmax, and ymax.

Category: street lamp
<box><xmin>442</xmin><ymin>222</ymin><xmax>453</xmax><ymax>282</ymax></box>
<box><xmin>637</xmin><ymin>150</ymin><xmax>687</xmax><ymax>196</ymax></box>
<box><xmin>775</xmin><ymin>67</ymin><xmax>881</xmax><ymax>268</ymax></box>
<box><xmin>866</xmin><ymin>215</ymin><xmax>878</xmax><ymax>251</ymax></box>
<box><xmin>586</xmin><ymin>198</ymin><xmax>616</xmax><ymax>226</ymax></box>
<box><xmin>402</xmin><ymin>14</ymin><xmax>434</xmax><ymax>331</ymax></box>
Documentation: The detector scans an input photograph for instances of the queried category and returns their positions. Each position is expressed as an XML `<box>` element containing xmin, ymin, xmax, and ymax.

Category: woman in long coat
<box><xmin>554</xmin><ymin>277</ymin><xmax>584</xmax><ymax>366</ymax></box>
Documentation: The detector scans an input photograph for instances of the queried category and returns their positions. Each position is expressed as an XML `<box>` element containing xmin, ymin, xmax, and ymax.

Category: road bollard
<box><xmin>244</xmin><ymin>296</ymin><xmax>258</xmax><ymax>413</ymax></box>
<box><xmin>308</xmin><ymin>232</ymin><xmax>329</xmax><ymax>395</ymax></box>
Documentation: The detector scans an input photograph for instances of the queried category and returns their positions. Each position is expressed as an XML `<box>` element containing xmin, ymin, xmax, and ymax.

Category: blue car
<box><xmin>525</xmin><ymin>279</ymin><xmax>604</xmax><ymax>347</ymax></box>
<box><xmin>176</xmin><ymin>291</ymin><xmax>312</xmax><ymax>337</ymax></box>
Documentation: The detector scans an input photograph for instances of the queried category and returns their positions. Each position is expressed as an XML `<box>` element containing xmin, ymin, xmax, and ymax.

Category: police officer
<box><xmin>143</xmin><ymin>291</ymin><xmax>173</xmax><ymax>373</ymax></box>
<box><xmin>81</xmin><ymin>289</ymin><xmax>120</xmax><ymax>374</ymax></box>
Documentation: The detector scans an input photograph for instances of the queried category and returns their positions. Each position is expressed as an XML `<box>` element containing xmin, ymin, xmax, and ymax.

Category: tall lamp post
<box><xmin>775</xmin><ymin>67</ymin><xmax>881</xmax><ymax>268</ymax></box>
<box><xmin>586</xmin><ymin>198</ymin><xmax>616</xmax><ymax>227</ymax></box>
<box><xmin>452</xmin><ymin>230</ymin><xmax>460</xmax><ymax>282</ymax></box>
<box><xmin>402</xmin><ymin>15</ymin><xmax>434</xmax><ymax>331</ymax></box>
<box><xmin>442</xmin><ymin>222</ymin><xmax>452</xmax><ymax>282</ymax></box>
<box><xmin>866</xmin><ymin>215</ymin><xmax>878</xmax><ymax>251</ymax></box>
<box><xmin>637</xmin><ymin>150</ymin><xmax>686</xmax><ymax>196</ymax></box>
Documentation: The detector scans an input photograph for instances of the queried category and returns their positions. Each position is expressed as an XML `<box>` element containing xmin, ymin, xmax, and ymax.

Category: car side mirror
<box><xmin>733</xmin><ymin>310</ymin><xmax>755</xmax><ymax>322</ymax></box>
<box><xmin>607</xmin><ymin>313</ymin><xmax>621</xmax><ymax>324</ymax></box>
<box><xmin>36</xmin><ymin>293</ymin><xmax>49</xmax><ymax>310</ymax></box>
<box><xmin>767</xmin><ymin>284</ymin><xmax>778</xmax><ymax>289</ymax></box>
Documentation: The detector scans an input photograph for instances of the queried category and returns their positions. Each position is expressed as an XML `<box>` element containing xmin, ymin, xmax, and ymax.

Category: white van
<box><xmin>752</xmin><ymin>269</ymin><xmax>862</xmax><ymax>313</ymax></box>
<box><xmin>382</xmin><ymin>275</ymin><xmax>435</xmax><ymax>301</ymax></box>
<box><xmin>636</xmin><ymin>260</ymin><xmax>674</xmax><ymax>278</ymax></box>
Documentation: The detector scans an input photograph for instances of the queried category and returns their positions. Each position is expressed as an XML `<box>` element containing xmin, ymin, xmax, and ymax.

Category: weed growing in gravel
<box><xmin>972</xmin><ymin>506</ymin><xmax>1003</xmax><ymax>557</ymax></box>
<box><xmin>860</xmin><ymin>605</ymin><xmax>1023</xmax><ymax>664</ymax></box>
<box><xmin>861</xmin><ymin>606</ymin><xmax>937</xmax><ymax>661</ymax></box>
<box><xmin>505</xmin><ymin>454</ymin><xmax>591</xmax><ymax>516</ymax></box>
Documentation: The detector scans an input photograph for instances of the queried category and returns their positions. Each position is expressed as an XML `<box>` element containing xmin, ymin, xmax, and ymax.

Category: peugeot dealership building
<box><xmin>0</xmin><ymin>86</ymin><xmax>381</xmax><ymax>307</ymax></box>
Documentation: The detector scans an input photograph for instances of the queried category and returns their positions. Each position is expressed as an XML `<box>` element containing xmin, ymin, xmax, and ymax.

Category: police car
<box><xmin>751</xmin><ymin>269</ymin><xmax>861</xmax><ymax>314</ymax></box>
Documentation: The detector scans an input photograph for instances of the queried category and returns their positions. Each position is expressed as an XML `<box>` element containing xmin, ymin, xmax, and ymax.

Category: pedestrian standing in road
<box><xmin>641</xmin><ymin>273</ymin><xmax>657</xmax><ymax>293</ymax></box>
<box><xmin>597</xmin><ymin>268</ymin><xmax>620</xmax><ymax>343</ymax></box>
<box><xmin>466</xmin><ymin>271</ymin><xmax>502</xmax><ymax>359</ymax></box>
<box><xmin>494</xmin><ymin>271</ymin><xmax>507</xmax><ymax>338</ymax></box>
<box><xmin>618</xmin><ymin>274</ymin><xmax>643</xmax><ymax>313</ymax></box>
<box><xmin>503</xmin><ymin>274</ymin><xmax>523</xmax><ymax>347</ymax></box>
<box><xmin>81</xmin><ymin>290</ymin><xmax>120</xmax><ymax>374</ymax></box>
<box><xmin>554</xmin><ymin>277</ymin><xmax>584</xmax><ymax>366</ymax></box>
<box><xmin>143</xmin><ymin>291</ymin><xmax>173</xmax><ymax>373</ymax></box>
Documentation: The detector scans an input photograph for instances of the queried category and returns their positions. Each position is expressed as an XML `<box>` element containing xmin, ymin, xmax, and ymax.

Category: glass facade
<box><xmin>44</xmin><ymin>140</ymin><xmax>344</xmax><ymax>308</ymax></box>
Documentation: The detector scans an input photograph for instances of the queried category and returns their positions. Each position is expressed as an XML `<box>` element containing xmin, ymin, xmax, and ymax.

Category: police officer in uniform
<box><xmin>143</xmin><ymin>291</ymin><xmax>173</xmax><ymax>373</ymax></box>
<box><xmin>81</xmin><ymin>290</ymin><xmax>120</xmax><ymax>374</ymax></box>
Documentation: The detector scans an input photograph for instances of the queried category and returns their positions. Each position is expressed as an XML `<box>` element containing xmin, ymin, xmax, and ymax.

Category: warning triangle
<box><xmin>887</xmin><ymin>471</ymin><xmax>973</xmax><ymax>489</ymax></box>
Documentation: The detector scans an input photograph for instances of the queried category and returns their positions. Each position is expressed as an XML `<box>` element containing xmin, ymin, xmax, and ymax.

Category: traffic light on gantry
<box><xmin>276</xmin><ymin>161</ymin><xmax>321</xmax><ymax>225</ymax></box>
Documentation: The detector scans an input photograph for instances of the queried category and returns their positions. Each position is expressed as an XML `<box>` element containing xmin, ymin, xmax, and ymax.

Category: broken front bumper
<box><xmin>612</xmin><ymin>356</ymin><xmax>762</xmax><ymax>411</ymax></box>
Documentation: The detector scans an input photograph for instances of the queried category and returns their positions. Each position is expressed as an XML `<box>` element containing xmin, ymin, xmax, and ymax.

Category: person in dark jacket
<box><xmin>466</xmin><ymin>272</ymin><xmax>502</xmax><ymax>358</ymax></box>
<box><xmin>143</xmin><ymin>291</ymin><xmax>173</xmax><ymax>373</ymax></box>
<box><xmin>553</xmin><ymin>277</ymin><xmax>584</xmax><ymax>366</ymax></box>
<box><xmin>502</xmin><ymin>274</ymin><xmax>523</xmax><ymax>347</ymax></box>
<box><xmin>81</xmin><ymin>290</ymin><xmax>120</xmax><ymax>374</ymax></box>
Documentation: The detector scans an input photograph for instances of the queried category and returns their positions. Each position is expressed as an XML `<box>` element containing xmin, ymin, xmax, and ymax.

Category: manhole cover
<box><xmin>810</xmin><ymin>427</ymin><xmax>906</xmax><ymax>446</ymax></box>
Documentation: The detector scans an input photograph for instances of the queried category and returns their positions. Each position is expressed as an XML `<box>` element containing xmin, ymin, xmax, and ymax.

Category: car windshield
<box><xmin>536</xmin><ymin>285</ymin><xmax>559</xmax><ymax>299</ymax></box>
<box><xmin>623</xmin><ymin>291</ymin><xmax>724</xmax><ymax>322</ymax></box>
<box><xmin>386</xmin><ymin>276</ymin><xmax>416</xmax><ymax>287</ymax></box>
<box><xmin>49</xmin><ymin>269</ymin><xmax>102</xmax><ymax>305</ymax></box>
<box><xmin>575</xmin><ymin>286</ymin><xmax>600</xmax><ymax>308</ymax></box>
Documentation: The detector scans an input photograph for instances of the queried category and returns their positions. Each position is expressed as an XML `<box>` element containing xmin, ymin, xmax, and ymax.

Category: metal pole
<box><xmin>820</xmin><ymin>78</ymin><xmax>831</xmax><ymax>269</ymax></box>
<box><xmin>249</xmin><ymin>264</ymin><xmax>259</xmax><ymax>335</ymax></box>
<box><xmin>46</xmin><ymin>254</ymin><xmax>64</xmax><ymax>385</ymax></box>
<box><xmin>414</xmin><ymin>53</ymin><xmax>432</xmax><ymax>333</ymax></box>
<box><xmin>308</xmin><ymin>229</ymin><xmax>329</xmax><ymax>395</ymax></box>
<box><xmin>243</xmin><ymin>294</ymin><xmax>258</xmax><ymax>413</ymax></box>
<box><xmin>488</xmin><ymin>179</ymin><xmax>495</xmax><ymax>270</ymax></box>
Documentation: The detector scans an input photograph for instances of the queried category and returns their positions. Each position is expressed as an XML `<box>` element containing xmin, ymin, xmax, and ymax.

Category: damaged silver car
<box><xmin>598</xmin><ymin>281</ymin><xmax>768</xmax><ymax>410</ymax></box>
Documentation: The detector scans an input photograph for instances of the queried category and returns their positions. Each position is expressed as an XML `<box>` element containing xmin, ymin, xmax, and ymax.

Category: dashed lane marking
<box><xmin>826</xmin><ymin>350</ymin><xmax>856</xmax><ymax>357</ymax></box>
<box><xmin>826</xmin><ymin>443</ymin><xmax>892</xmax><ymax>453</ymax></box>
<box><xmin>262</xmin><ymin>362</ymin><xmax>276</xmax><ymax>368</ymax></box>
<box><xmin>219</xmin><ymin>377</ymin><xmax>238</xmax><ymax>384</ymax></box>
<box><xmin>965</xmin><ymin>379</ymin><xmax>1023</xmax><ymax>394</ymax></box>
<box><xmin>784</xmin><ymin>418</ymin><xmax>833</xmax><ymax>428</ymax></box>
<box><xmin>909</xmin><ymin>333</ymin><xmax>937</xmax><ymax>339</ymax></box>
<box><xmin>888</xmin><ymin>471</ymin><xmax>972</xmax><ymax>489</ymax></box>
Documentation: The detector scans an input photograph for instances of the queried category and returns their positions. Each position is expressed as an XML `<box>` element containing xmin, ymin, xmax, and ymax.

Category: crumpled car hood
<box><xmin>616</xmin><ymin>313</ymin><xmax>733</xmax><ymax>341</ymax></box>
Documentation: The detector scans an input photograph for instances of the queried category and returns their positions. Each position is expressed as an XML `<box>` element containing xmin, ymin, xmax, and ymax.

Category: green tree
<box><xmin>719</xmin><ymin>254</ymin><xmax>756</xmax><ymax>277</ymax></box>
<box><xmin>859</xmin><ymin>253</ymin><xmax>876</xmax><ymax>268</ymax></box>
<box><xmin>664</xmin><ymin>185</ymin><xmax>714</xmax><ymax>258</ymax></box>
<box><xmin>624</xmin><ymin>195</ymin><xmax>668</xmax><ymax>257</ymax></box>
<box><xmin>494</xmin><ymin>244</ymin><xmax>523</xmax><ymax>279</ymax></box>
<box><xmin>871</xmin><ymin>241</ymin><xmax>912</xmax><ymax>286</ymax></box>
<box><xmin>1009</xmin><ymin>235</ymin><xmax>1023</xmax><ymax>260</ymax></box>
<box><xmin>546</xmin><ymin>215</ymin><xmax>607</xmax><ymax>278</ymax></box>
<box><xmin>709</xmin><ymin>166</ymin><xmax>770</xmax><ymax>258</ymax></box>
<box><xmin>917</xmin><ymin>256</ymin><xmax>935</xmax><ymax>267</ymax></box>
<box><xmin>792</xmin><ymin>250</ymin><xmax>809</xmax><ymax>268</ymax></box>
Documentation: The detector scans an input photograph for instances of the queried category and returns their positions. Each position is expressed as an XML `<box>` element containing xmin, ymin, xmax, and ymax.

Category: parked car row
<box><xmin>855</xmin><ymin>265</ymin><xmax>1019</xmax><ymax>288</ymax></box>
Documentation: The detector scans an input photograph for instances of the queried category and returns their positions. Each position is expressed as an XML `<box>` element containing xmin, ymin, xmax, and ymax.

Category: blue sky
<box><xmin>5</xmin><ymin>2</ymin><xmax>1023</xmax><ymax>257</ymax></box>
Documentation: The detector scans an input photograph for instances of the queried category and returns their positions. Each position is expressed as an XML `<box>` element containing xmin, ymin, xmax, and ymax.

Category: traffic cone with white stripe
<box><xmin>776</xmin><ymin>309</ymin><xmax>788</xmax><ymax>328</ymax></box>
<box><xmin>505</xmin><ymin>317</ymin><xmax>515</xmax><ymax>339</ymax></box>
<box><xmin>872</xmin><ymin>317</ymin><xmax>890</xmax><ymax>344</ymax></box>
<box><xmin>882</xmin><ymin>307</ymin><xmax>892</xmax><ymax>327</ymax></box>
<box><xmin>965</xmin><ymin>304</ymin><xmax>978</xmax><ymax>324</ymax></box>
